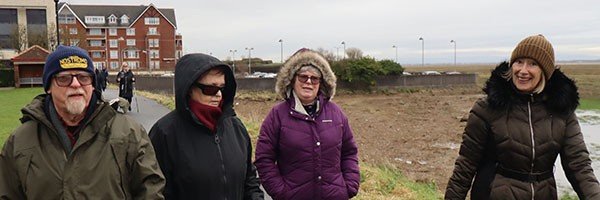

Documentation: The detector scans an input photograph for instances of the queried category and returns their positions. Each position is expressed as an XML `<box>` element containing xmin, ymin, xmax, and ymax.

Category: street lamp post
<box><xmin>54</xmin><ymin>0</ymin><xmax>59</xmax><ymax>48</ymax></box>
<box><xmin>341</xmin><ymin>41</ymin><xmax>346</xmax><ymax>59</ymax></box>
<box><xmin>229</xmin><ymin>49</ymin><xmax>237</xmax><ymax>74</ymax></box>
<box><xmin>245</xmin><ymin>47</ymin><xmax>254</xmax><ymax>74</ymax></box>
<box><xmin>450</xmin><ymin>40</ymin><xmax>456</xmax><ymax>66</ymax></box>
<box><xmin>278</xmin><ymin>39</ymin><xmax>283</xmax><ymax>63</ymax></box>
<box><xmin>392</xmin><ymin>45</ymin><xmax>398</xmax><ymax>64</ymax></box>
<box><xmin>419</xmin><ymin>37</ymin><xmax>424</xmax><ymax>66</ymax></box>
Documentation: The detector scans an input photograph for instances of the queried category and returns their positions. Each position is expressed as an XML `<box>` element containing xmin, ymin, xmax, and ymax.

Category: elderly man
<box><xmin>0</xmin><ymin>45</ymin><xmax>165</xmax><ymax>199</ymax></box>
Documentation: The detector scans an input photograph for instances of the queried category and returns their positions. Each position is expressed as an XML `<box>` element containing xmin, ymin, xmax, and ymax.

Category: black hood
<box><xmin>174</xmin><ymin>53</ymin><xmax>236</xmax><ymax>121</ymax></box>
<box><xmin>483</xmin><ymin>61</ymin><xmax>579</xmax><ymax>115</ymax></box>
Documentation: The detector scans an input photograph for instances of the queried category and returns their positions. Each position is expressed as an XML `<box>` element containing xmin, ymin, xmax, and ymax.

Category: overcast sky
<box><xmin>65</xmin><ymin>0</ymin><xmax>600</xmax><ymax>64</ymax></box>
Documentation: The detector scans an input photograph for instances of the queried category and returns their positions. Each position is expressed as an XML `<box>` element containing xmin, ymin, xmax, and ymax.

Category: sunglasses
<box><xmin>296</xmin><ymin>74</ymin><xmax>321</xmax><ymax>85</ymax></box>
<box><xmin>54</xmin><ymin>73</ymin><xmax>94</xmax><ymax>87</ymax></box>
<box><xmin>193</xmin><ymin>82</ymin><xmax>225</xmax><ymax>95</ymax></box>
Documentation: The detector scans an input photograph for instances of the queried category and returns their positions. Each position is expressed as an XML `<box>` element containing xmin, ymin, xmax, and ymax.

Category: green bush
<box><xmin>331</xmin><ymin>57</ymin><xmax>384</xmax><ymax>87</ymax></box>
<box><xmin>0</xmin><ymin>69</ymin><xmax>14</xmax><ymax>87</ymax></box>
<box><xmin>378</xmin><ymin>59</ymin><xmax>404</xmax><ymax>75</ymax></box>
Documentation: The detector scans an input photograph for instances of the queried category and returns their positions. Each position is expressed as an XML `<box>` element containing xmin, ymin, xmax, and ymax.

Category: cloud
<box><xmin>65</xmin><ymin>0</ymin><xmax>600</xmax><ymax>63</ymax></box>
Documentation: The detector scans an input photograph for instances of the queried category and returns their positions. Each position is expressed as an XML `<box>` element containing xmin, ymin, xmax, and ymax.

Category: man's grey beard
<box><xmin>65</xmin><ymin>98</ymin><xmax>86</xmax><ymax>115</ymax></box>
<box><xmin>65</xmin><ymin>88</ymin><xmax>87</xmax><ymax>115</ymax></box>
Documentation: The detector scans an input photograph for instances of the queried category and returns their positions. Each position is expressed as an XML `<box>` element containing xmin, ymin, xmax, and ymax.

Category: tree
<box><xmin>8</xmin><ymin>26</ymin><xmax>27</xmax><ymax>52</ymax></box>
<box><xmin>332</xmin><ymin>57</ymin><xmax>383</xmax><ymax>87</ymax></box>
<box><xmin>28</xmin><ymin>30</ymin><xmax>49</xmax><ymax>49</ymax></box>
<box><xmin>315</xmin><ymin>47</ymin><xmax>336</xmax><ymax>63</ymax></box>
<box><xmin>345</xmin><ymin>47</ymin><xmax>363</xmax><ymax>60</ymax></box>
<box><xmin>58</xmin><ymin>26</ymin><xmax>88</xmax><ymax>49</ymax></box>
<box><xmin>378</xmin><ymin>59</ymin><xmax>404</xmax><ymax>75</ymax></box>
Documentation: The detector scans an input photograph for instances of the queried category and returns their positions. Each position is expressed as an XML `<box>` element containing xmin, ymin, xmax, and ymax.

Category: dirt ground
<box><xmin>232</xmin><ymin>64</ymin><xmax>600</xmax><ymax>193</ymax></box>
<box><xmin>234</xmin><ymin>86</ymin><xmax>484</xmax><ymax>192</ymax></box>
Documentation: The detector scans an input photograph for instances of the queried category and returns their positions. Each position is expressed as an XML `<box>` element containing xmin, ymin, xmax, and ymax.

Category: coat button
<box><xmin>318</xmin><ymin>176</ymin><xmax>322</xmax><ymax>180</ymax></box>
<box><xmin>290</xmin><ymin>111</ymin><xmax>293</xmax><ymax>114</ymax></box>
<box><xmin>316</xmin><ymin>142</ymin><xmax>321</xmax><ymax>146</ymax></box>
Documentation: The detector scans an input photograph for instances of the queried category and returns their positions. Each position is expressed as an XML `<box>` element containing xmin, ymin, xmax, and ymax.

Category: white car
<box><xmin>422</xmin><ymin>71</ymin><xmax>441</xmax><ymax>75</ymax></box>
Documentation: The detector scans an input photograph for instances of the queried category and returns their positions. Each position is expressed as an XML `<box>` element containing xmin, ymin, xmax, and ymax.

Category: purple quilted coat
<box><xmin>255</xmin><ymin>94</ymin><xmax>360</xmax><ymax>200</ymax></box>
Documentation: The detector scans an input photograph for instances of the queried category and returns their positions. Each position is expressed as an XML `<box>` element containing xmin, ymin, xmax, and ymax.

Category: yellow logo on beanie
<box><xmin>59</xmin><ymin>56</ymin><xmax>88</xmax><ymax>69</ymax></box>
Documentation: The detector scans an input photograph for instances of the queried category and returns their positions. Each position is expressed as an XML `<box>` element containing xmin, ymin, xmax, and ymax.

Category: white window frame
<box><xmin>149</xmin><ymin>38</ymin><xmax>159</xmax><ymax>47</ymax></box>
<box><xmin>150</xmin><ymin>50</ymin><xmax>160</xmax><ymax>59</ymax></box>
<box><xmin>108</xmin><ymin>15</ymin><xmax>117</xmax><ymax>24</ymax></box>
<box><xmin>109</xmin><ymin>28</ymin><xmax>117</xmax><ymax>36</ymax></box>
<box><xmin>110</xmin><ymin>61</ymin><xmax>119</xmax><ymax>69</ymax></box>
<box><xmin>126</xmin><ymin>28</ymin><xmax>135</xmax><ymax>36</ymax></box>
<box><xmin>110</xmin><ymin>50</ymin><xmax>118</xmax><ymax>59</ymax></box>
<box><xmin>125</xmin><ymin>50</ymin><xmax>139</xmax><ymax>59</ymax></box>
<box><xmin>127</xmin><ymin>61</ymin><xmax>139</xmax><ymax>69</ymax></box>
<box><xmin>85</xmin><ymin>16</ymin><xmax>105</xmax><ymax>24</ymax></box>
<box><xmin>144</xmin><ymin>17</ymin><xmax>160</xmax><ymax>25</ymax></box>
<box><xmin>69</xmin><ymin>28</ymin><xmax>77</xmax><ymax>35</ymax></box>
<box><xmin>150</xmin><ymin>61</ymin><xmax>160</xmax><ymax>69</ymax></box>
<box><xmin>126</xmin><ymin>39</ymin><xmax>136</xmax><ymax>46</ymax></box>
<box><xmin>109</xmin><ymin>39</ymin><xmax>118</xmax><ymax>48</ymax></box>
<box><xmin>148</xmin><ymin>27</ymin><xmax>158</xmax><ymax>35</ymax></box>
<box><xmin>120</xmin><ymin>15</ymin><xmax>129</xmax><ymax>24</ymax></box>
<box><xmin>60</xmin><ymin>15</ymin><xmax>76</xmax><ymax>24</ymax></box>
<box><xmin>89</xmin><ymin>28</ymin><xmax>102</xmax><ymax>35</ymax></box>
<box><xmin>92</xmin><ymin>51</ymin><xmax>103</xmax><ymax>58</ymax></box>
<box><xmin>89</xmin><ymin>40</ymin><xmax>102</xmax><ymax>47</ymax></box>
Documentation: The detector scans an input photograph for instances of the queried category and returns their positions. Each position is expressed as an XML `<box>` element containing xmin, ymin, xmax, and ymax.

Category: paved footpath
<box><xmin>101</xmin><ymin>88</ymin><xmax>272</xmax><ymax>199</ymax></box>
<box><xmin>101</xmin><ymin>88</ymin><xmax>170</xmax><ymax>131</ymax></box>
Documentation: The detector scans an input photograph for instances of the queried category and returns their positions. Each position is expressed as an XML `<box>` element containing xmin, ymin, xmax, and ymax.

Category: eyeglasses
<box><xmin>296</xmin><ymin>74</ymin><xmax>321</xmax><ymax>85</ymax></box>
<box><xmin>193</xmin><ymin>82</ymin><xmax>224</xmax><ymax>95</ymax></box>
<box><xmin>54</xmin><ymin>73</ymin><xmax>94</xmax><ymax>87</ymax></box>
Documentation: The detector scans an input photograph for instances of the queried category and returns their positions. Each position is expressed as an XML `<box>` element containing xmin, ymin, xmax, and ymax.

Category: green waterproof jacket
<box><xmin>0</xmin><ymin>94</ymin><xmax>165</xmax><ymax>199</ymax></box>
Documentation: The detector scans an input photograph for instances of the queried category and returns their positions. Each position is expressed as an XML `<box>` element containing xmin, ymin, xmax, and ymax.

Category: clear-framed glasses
<box><xmin>296</xmin><ymin>74</ymin><xmax>321</xmax><ymax>85</ymax></box>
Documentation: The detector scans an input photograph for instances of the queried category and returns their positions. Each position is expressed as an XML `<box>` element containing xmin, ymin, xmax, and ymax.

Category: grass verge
<box><xmin>355</xmin><ymin>164</ymin><xmax>441</xmax><ymax>200</ymax></box>
<box><xmin>136</xmin><ymin>89</ymin><xmax>443</xmax><ymax>199</ymax></box>
<box><xmin>579</xmin><ymin>98</ymin><xmax>600</xmax><ymax>110</ymax></box>
<box><xmin>0</xmin><ymin>87</ymin><xmax>44</xmax><ymax>145</ymax></box>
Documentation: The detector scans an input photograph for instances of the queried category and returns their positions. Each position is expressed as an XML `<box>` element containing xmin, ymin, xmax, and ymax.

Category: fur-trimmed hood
<box><xmin>483</xmin><ymin>61</ymin><xmax>579</xmax><ymax>115</ymax></box>
<box><xmin>275</xmin><ymin>49</ymin><xmax>337</xmax><ymax>99</ymax></box>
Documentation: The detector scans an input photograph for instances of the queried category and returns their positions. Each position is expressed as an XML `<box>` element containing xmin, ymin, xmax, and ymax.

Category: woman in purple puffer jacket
<box><xmin>255</xmin><ymin>48</ymin><xmax>360</xmax><ymax>200</ymax></box>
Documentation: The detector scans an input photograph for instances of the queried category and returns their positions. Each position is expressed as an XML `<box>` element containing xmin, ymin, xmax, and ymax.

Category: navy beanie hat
<box><xmin>43</xmin><ymin>45</ymin><xmax>95</xmax><ymax>92</ymax></box>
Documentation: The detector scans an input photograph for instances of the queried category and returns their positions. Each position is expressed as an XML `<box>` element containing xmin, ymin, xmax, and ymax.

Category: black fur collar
<box><xmin>483</xmin><ymin>62</ymin><xmax>579</xmax><ymax>115</ymax></box>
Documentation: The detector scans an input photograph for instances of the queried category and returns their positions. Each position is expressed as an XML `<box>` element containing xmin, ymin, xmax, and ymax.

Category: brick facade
<box><xmin>57</xmin><ymin>3</ymin><xmax>182</xmax><ymax>72</ymax></box>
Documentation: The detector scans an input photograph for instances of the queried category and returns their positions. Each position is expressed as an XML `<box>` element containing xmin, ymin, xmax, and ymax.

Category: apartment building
<box><xmin>58</xmin><ymin>3</ymin><xmax>183</xmax><ymax>72</ymax></box>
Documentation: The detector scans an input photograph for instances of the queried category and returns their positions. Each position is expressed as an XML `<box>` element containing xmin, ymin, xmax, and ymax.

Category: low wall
<box><xmin>110</xmin><ymin>74</ymin><xmax>477</xmax><ymax>95</ymax></box>
<box><xmin>376</xmin><ymin>74</ymin><xmax>476</xmax><ymax>88</ymax></box>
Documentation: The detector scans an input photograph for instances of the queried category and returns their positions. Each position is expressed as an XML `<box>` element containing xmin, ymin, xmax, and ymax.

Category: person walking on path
<box><xmin>254</xmin><ymin>48</ymin><xmax>360</xmax><ymax>200</ymax></box>
<box><xmin>0</xmin><ymin>45</ymin><xmax>165</xmax><ymax>199</ymax></box>
<box><xmin>100</xmin><ymin>65</ymin><xmax>108</xmax><ymax>91</ymax></box>
<box><xmin>149</xmin><ymin>53</ymin><xmax>264</xmax><ymax>199</ymax></box>
<box><xmin>117</xmin><ymin>63</ymin><xmax>135</xmax><ymax>110</ymax></box>
<box><xmin>445</xmin><ymin>34</ymin><xmax>600</xmax><ymax>199</ymax></box>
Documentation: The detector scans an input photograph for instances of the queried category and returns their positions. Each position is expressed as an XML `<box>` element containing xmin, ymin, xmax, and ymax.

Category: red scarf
<box><xmin>188</xmin><ymin>99</ymin><xmax>223</xmax><ymax>133</ymax></box>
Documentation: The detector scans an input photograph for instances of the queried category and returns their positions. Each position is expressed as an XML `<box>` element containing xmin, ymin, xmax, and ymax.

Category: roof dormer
<box><xmin>108</xmin><ymin>14</ymin><xmax>117</xmax><ymax>24</ymax></box>
<box><xmin>120</xmin><ymin>15</ymin><xmax>129</xmax><ymax>24</ymax></box>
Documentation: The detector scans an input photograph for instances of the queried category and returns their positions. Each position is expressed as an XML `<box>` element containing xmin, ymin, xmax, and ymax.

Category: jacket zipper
<box><xmin>214</xmin><ymin>134</ymin><xmax>228</xmax><ymax>199</ymax></box>
<box><xmin>527</xmin><ymin>99</ymin><xmax>535</xmax><ymax>200</ymax></box>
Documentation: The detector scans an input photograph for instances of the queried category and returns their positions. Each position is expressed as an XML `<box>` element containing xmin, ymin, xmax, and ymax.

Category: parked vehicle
<box><xmin>422</xmin><ymin>71</ymin><xmax>441</xmax><ymax>75</ymax></box>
